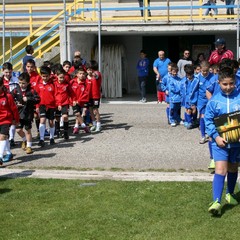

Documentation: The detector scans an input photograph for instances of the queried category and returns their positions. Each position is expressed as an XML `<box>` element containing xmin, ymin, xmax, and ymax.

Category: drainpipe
<box><xmin>98</xmin><ymin>0</ymin><xmax>102</xmax><ymax>72</ymax></box>
<box><xmin>63</xmin><ymin>0</ymin><xmax>68</xmax><ymax>61</ymax></box>
<box><xmin>2</xmin><ymin>0</ymin><xmax>5</xmax><ymax>64</ymax></box>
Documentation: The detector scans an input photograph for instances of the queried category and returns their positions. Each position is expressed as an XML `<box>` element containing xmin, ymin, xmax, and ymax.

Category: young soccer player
<box><xmin>168</xmin><ymin>63</ymin><xmax>184</xmax><ymax>127</ymax></box>
<box><xmin>54</xmin><ymin>69</ymin><xmax>75</xmax><ymax>139</ymax></box>
<box><xmin>12</xmin><ymin>73</ymin><xmax>40</xmax><ymax>154</ymax></box>
<box><xmin>63</xmin><ymin>60</ymin><xmax>72</xmax><ymax>83</ymax></box>
<box><xmin>35</xmin><ymin>66</ymin><xmax>56</xmax><ymax>147</ymax></box>
<box><xmin>190</xmin><ymin>60</ymin><xmax>215</xmax><ymax>143</ymax></box>
<box><xmin>22</xmin><ymin>45</ymin><xmax>34</xmax><ymax>73</ymax></box>
<box><xmin>70</xmin><ymin>67</ymin><xmax>91</xmax><ymax>134</ymax></box>
<box><xmin>183</xmin><ymin>64</ymin><xmax>197</xmax><ymax>129</ymax></box>
<box><xmin>86</xmin><ymin>61</ymin><xmax>102</xmax><ymax>132</ymax></box>
<box><xmin>0</xmin><ymin>77</ymin><xmax>19</xmax><ymax>164</ymax></box>
<box><xmin>205</xmin><ymin>67</ymin><xmax>240</xmax><ymax>216</ymax></box>
<box><xmin>2</xmin><ymin>62</ymin><xmax>19</xmax><ymax>147</ymax></box>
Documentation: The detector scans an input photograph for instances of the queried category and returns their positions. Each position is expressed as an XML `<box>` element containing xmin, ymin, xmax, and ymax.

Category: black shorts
<box><xmin>16</xmin><ymin>119</ymin><xmax>32</xmax><ymax>130</ymax></box>
<box><xmin>55</xmin><ymin>105</ymin><xmax>69</xmax><ymax>117</ymax></box>
<box><xmin>0</xmin><ymin>124</ymin><xmax>10</xmax><ymax>135</ymax></box>
<box><xmin>72</xmin><ymin>105</ymin><xmax>83</xmax><ymax>115</ymax></box>
<box><xmin>89</xmin><ymin>98</ymin><xmax>100</xmax><ymax>108</ymax></box>
<box><xmin>39</xmin><ymin>105</ymin><xmax>56</xmax><ymax>120</ymax></box>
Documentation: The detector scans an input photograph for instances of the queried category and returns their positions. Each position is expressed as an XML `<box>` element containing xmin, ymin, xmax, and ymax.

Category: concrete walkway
<box><xmin>0</xmin><ymin>97</ymin><xmax>214</xmax><ymax>181</ymax></box>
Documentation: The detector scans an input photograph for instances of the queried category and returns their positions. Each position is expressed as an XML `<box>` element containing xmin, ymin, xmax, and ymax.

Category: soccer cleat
<box><xmin>0</xmin><ymin>158</ymin><xmax>3</xmax><ymax>165</ymax></box>
<box><xmin>10</xmin><ymin>139</ymin><xmax>16</xmax><ymax>147</ymax></box>
<box><xmin>208</xmin><ymin>200</ymin><xmax>221</xmax><ymax>216</ymax></box>
<box><xmin>38</xmin><ymin>140</ymin><xmax>45</xmax><ymax>147</ymax></box>
<box><xmin>72</xmin><ymin>127</ymin><xmax>79</xmax><ymax>134</ymax></box>
<box><xmin>95</xmin><ymin>126</ymin><xmax>102</xmax><ymax>132</ymax></box>
<box><xmin>90</xmin><ymin>125</ymin><xmax>96</xmax><ymax>132</ymax></box>
<box><xmin>178</xmin><ymin>120</ymin><xmax>184</xmax><ymax>125</ymax></box>
<box><xmin>171</xmin><ymin>123</ymin><xmax>177</xmax><ymax>127</ymax></box>
<box><xmin>64</xmin><ymin>132</ymin><xmax>69</xmax><ymax>140</ymax></box>
<box><xmin>83</xmin><ymin>126</ymin><xmax>90</xmax><ymax>133</ymax></box>
<box><xmin>208</xmin><ymin>159</ymin><xmax>215</xmax><ymax>169</ymax></box>
<box><xmin>26</xmin><ymin>147</ymin><xmax>33</xmax><ymax>154</ymax></box>
<box><xmin>2</xmin><ymin>153</ymin><xmax>13</xmax><ymax>162</ymax></box>
<box><xmin>187</xmin><ymin>123</ymin><xmax>193</xmax><ymax>130</ymax></box>
<box><xmin>21</xmin><ymin>141</ymin><xmax>27</xmax><ymax>150</ymax></box>
<box><xmin>225</xmin><ymin>193</ymin><xmax>238</xmax><ymax>206</ymax></box>
<box><xmin>50</xmin><ymin>138</ymin><xmax>55</xmax><ymax>145</ymax></box>
<box><xmin>199</xmin><ymin>136</ymin><xmax>208</xmax><ymax>144</ymax></box>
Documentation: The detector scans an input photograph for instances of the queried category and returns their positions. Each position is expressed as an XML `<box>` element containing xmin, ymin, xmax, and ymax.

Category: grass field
<box><xmin>0</xmin><ymin>178</ymin><xmax>239</xmax><ymax>240</ymax></box>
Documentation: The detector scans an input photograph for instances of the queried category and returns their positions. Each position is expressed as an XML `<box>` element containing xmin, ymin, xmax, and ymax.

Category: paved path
<box><xmin>0</xmin><ymin>96</ymin><xmax>212</xmax><ymax>181</ymax></box>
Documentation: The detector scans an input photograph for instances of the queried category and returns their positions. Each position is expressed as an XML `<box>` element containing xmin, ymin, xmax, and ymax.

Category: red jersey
<box><xmin>54</xmin><ymin>81</ymin><xmax>76</xmax><ymax>106</ymax></box>
<box><xmin>88</xmin><ymin>71</ymin><xmax>102</xmax><ymax>99</ymax></box>
<box><xmin>29</xmin><ymin>71</ymin><xmax>41</xmax><ymax>90</ymax></box>
<box><xmin>208</xmin><ymin>49</ymin><xmax>234</xmax><ymax>65</ymax></box>
<box><xmin>35</xmin><ymin>80</ymin><xmax>56</xmax><ymax>109</ymax></box>
<box><xmin>64</xmin><ymin>72</ymin><xmax>72</xmax><ymax>83</ymax></box>
<box><xmin>0</xmin><ymin>91</ymin><xmax>20</xmax><ymax>125</ymax></box>
<box><xmin>3</xmin><ymin>76</ymin><xmax>19</xmax><ymax>93</ymax></box>
<box><xmin>70</xmin><ymin>78</ymin><xmax>92</xmax><ymax>107</ymax></box>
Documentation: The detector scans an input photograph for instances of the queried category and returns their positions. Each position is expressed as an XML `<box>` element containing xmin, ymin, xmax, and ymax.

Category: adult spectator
<box><xmin>153</xmin><ymin>51</ymin><xmax>171</xmax><ymax>102</ymax></box>
<box><xmin>208</xmin><ymin>38</ymin><xmax>234</xmax><ymax>65</ymax></box>
<box><xmin>177</xmin><ymin>50</ymin><xmax>192</xmax><ymax>78</ymax></box>
<box><xmin>73</xmin><ymin>50</ymin><xmax>87</xmax><ymax>66</ymax></box>
<box><xmin>194</xmin><ymin>53</ymin><xmax>206</xmax><ymax>65</ymax></box>
<box><xmin>136</xmin><ymin>49</ymin><xmax>149</xmax><ymax>103</ymax></box>
<box><xmin>138</xmin><ymin>0</ymin><xmax>151</xmax><ymax>17</ymax></box>
<box><xmin>222</xmin><ymin>0</ymin><xmax>235</xmax><ymax>15</ymax></box>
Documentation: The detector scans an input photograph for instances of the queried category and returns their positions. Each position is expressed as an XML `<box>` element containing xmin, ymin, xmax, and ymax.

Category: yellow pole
<box><xmin>144</xmin><ymin>0</ymin><xmax>147</xmax><ymax>21</ymax></box>
<box><xmin>29</xmin><ymin>6</ymin><xmax>33</xmax><ymax>34</ymax></box>
<box><xmin>93</xmin><ymin>0</ymin><xmax>96</xmax><ymax>21</ymax></box>
<box><xmin>199</xmin><ymin>0</ymin><xmax>203</xmax><ymax>17</ymax></box>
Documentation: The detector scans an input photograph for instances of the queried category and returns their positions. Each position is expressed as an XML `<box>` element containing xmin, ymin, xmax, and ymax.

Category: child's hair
<box><xmin>184</xmin><ymin>64</ymin><xmax>194</xmax><ymax>75</ymax></box>
<box><xmin>200</xmin><ymin>60</ymin><xmax>210</xmax><ymax>68</ymax></box>
<box><xmin>211</xmin><ymin>63</ymin><xmax>219</xmax><ymax>71</ymax></box>
<box><xmin>25</xmin><ymin>45</ymin><xmax>34</xmax><ymax>54</ymax></box>
<box><xmin>26</xmin><ymin>59</ymin><xmax>36</xmax><ymax>66</ymax></box>
<box><xmin>40</xmin><ymin>66</ymin><xmax>51</xmax><ymax>75</ymax></box>
<box><xmin>218</xmin><ymin>67</ymin><xmax>234</xmax><ymax>82</ymax></box>
<box><xmin>2</xmin><ymin>62</ymin><xmax>13</xmax><ymax>71</ymax></box>
<box><xmin>63</xmin><ymin>60</ymin><xmax>71</xmax><ymax>67</ymax></box>
<box><xmin>231</xmin><ymin>60</ymin><xmax>239</xmax><ymax>70</ymax></box>
<box><xmin>0</xmin><ymin>76</ymin><xmax>4</xmax><ymax>86</ymax></box>
<box><xmin>55</xmin><ymin>68</ymin><xmax>66</xmax><ymax>76</ymax></box>
<box><xmin>76</xmin><ymin>66</ymin><xmax>86</xmax><ymax>73</ymax></box>
<box><xmin>43</xmin><ymin>61</ymin><xmax>53</xmax><ymax>68</ymax></box>
<box><xmin>193</xmin><ymin>64</ymin><xmax>200</xmax><ymax>70</ymax></box>
<box><xmin>51</xmin><ymin>63</ymin><xmax>63</xmax><ymax>74</ymax></box>
<box><xmin>171</xmin><ymin>63</ymin><xmax>178</xmax><ymax>72</ymax></box>
<box><xmin>168</xmin><ymin>62</ymin><xmax>174</xmax><ymax>67</ymax></box>
<box><xmin>73</xmin><ymin>59</ymin><xmax>83</xmax><ymax>69</ymax></box>
<box><xmin>89</xmin><ymin>60</ymin><xmax>98</xmax><ymax>71</ymax></box>
<box><xmin>0</xmin><ymin>77</ymin><xmax>7</xmax><ymax>92</ymax></box>
<box><xmin>140</xmin><ymin>49</ymin><xmax>146</xmax><ymax>55</ymax></box>
<box><xmin>18</xmin><ymin>72</ymin><xmax>30</xmax><ymax>83</ymax></box>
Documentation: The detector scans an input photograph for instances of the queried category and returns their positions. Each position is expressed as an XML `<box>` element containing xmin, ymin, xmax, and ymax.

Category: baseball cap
<box><xmin>215</xmin><ymin>38</ymin><xmax>226</xmax><ymax>45</ymax></box>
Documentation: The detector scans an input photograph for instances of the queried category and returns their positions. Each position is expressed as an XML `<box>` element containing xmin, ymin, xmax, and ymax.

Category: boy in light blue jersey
<box><xmin>190</xmin><ymin>61</ymin><xmax>215</xmax><ymax>143</ymax></box>
<box><xmin>161</xmin><ymin>62</ymin><xmax>174</xmax><ymax>124</ymax></box>
<box><xmin>168</xmin><ymin>63</ymin><xmax>184</xmax><ymax>127</ymax></box>
<box><xmin>205</xmin><ymin>67</ymin><xmax>240</xmax><ymax>216</ymax></box>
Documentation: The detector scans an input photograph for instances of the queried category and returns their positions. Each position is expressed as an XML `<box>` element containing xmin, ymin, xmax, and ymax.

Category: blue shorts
<box><xmin>212</xmin><ymin>144</ymin><xmax>240</xmax><ymax>162</ymax></box>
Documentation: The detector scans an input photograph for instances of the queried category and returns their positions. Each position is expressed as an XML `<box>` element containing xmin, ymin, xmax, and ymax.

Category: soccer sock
<box><xmin>64</xmin><ymin>122</ymin><xmax>69</xmax><ymax>132</ymax></box>
<box><xmin>49</xmin><ymin>127</ymin><xmax>55</xmax><ymax>139</ymax></box>
<box><xmin>96</xmin><ymin>122</ymin><xmax>101</xmax><ymax>128</ymax></box>
<box><xmin>9</xmin><ymin>125</ymin><xmax>16</xmax><ymax>140</ymax></box>
<box><xmin>200</xmin><ymin>118</ymin><xmax>205</xmax><ymax>137</ymax></box>
<box><xmin>208</xmin><ymin>141</ymin><xmax>213</xmax><ymax>159</ymax></box>
<box><xmin>92</xmin><ymin>121</ymin><xmax>96</xmax><ymax>127</ymax></box>
<box><xmin>0</xmin><ymin>140</ymin><xmax>7</xmax><ymax>158</ymax></box>
<box><xmin>185</xmin><ymin>113</ymin><xmax>192</xmax><ymax>124</ymax></box>
<box><xmin>166</xmin><ymin>107</ymin><xmax>170</xmax><ymax>121</ymax></box>
<box><xmin>55</xmin><ymin>121</ymin><xmax>60</xmax><ymax>132</ymax></box>
<box><xmin>35</xmin><ymin>119</ymin><xmax>40</xmax><ymax>132</ymax></box>
<box><xmin>27</xmin><ymin>142</ymin><xmax>32</xmax><ymax>148</ymax></box>
<box><xmin>22</xmin><ymin>136</ymin><xmax>27</xmax><ymax>142</ymax></box>
<box><xmin>5</xmin><ymin>140</ymin><xmax>11</xmax><ymax>155</ymax></box>
<box><xmin>213</xmin><ymin>173</ymin><xmax>225</xmax><ymax>202</ymax></box>
<box><xmin>192</xmin><ymin>112</ymin><xmax>198</xmax><ymax>122</ymax></box>
<box><xmin>226</xmin><ymin>172</ymin><xmax>238</xmax><ymax>194</ymax></box>
<box><xmin>74</xmin><ymin>123</ymin><xmax>79</xmax><ymax>128</ymax></box>
<box><xmin>39</xmin><ymin>123</ymin><xmax>46</xmax><ymax>140</ymax></box>
<box><xmin>60</xmin><ymin>116</ymin><xmax>64</xmax><ymax>128</ymax></box>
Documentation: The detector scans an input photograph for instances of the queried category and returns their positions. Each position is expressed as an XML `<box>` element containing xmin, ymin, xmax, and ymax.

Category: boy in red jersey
<box><xmin>70</xmin><ymin>67</ymin><xmax>91</xmax><ymax>134</ymax></box>
<box><xmin>1</xmin><ymin>62</ymin><xmax>19</xmax><ymax>148</ymax></box>
<box><xmin>12</xmin><ymin>73</ymin><xmax>40</xmax><ymax>154</ymax></box>
<box><xmin>54</xmin><ymin>69</ymin><xmax>75</xmax><ymax>139</ymax></box>
<box><xmin>35</xmin><ymin>66</ymin><xmax>56</xmax><ymax>147</ymax></box>
<box><xmin>0</xmin><ymin>77</ymin><xmax>19</xmax><ymax>164</ymax></box>
<box><xmin>86</xmin><ymin>61</ymin><xmax>102</xmax><ymax>132</ymax></box>
<box><xmin>63</xmin><ymin>60</ymin><xmax>72</xmax><ymax>83</ymax></box>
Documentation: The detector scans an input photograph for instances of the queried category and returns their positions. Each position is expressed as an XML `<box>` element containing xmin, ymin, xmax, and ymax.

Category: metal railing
<box><xmin>1</xmin><ymin>0</ymin><xmax>239</xmax><ymax>70</ymax></box>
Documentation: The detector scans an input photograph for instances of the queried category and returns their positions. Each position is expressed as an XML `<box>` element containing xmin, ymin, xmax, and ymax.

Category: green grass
<box><xmin>0</xmin><ymin>178</ymin><xmax>239</xmax><ymax>240</ymax></box>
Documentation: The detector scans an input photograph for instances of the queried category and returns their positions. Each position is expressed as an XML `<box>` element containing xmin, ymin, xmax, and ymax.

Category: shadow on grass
<box><xmin>0</xmin><ymin>188</ymin><xmax>12</xmax><ymax>194</ymax></box>
<box><xmin>0</xmin><ymin>169</ymin><xmax>35</xmax><ymax>179</ymax></box>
